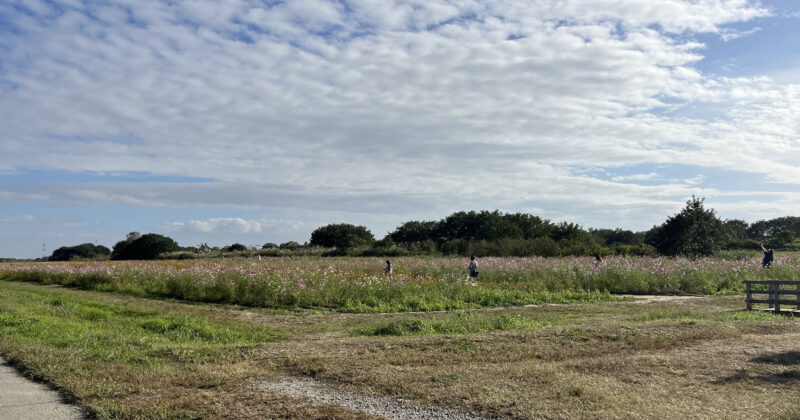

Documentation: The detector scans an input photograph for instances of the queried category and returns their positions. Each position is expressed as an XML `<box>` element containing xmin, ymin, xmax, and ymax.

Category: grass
<box><xmin>2</xmin><ymin>277</ymin><xmax>800</xmax><ymax>419</ymax></box>
<box><xmin>275</xmin><ymin>314</ymin><xmax>800</xmax><ymax>419</ymax></box>
<box><xmin>5</xmin><ymin>253</ymin><xmax>800</xmax><ymax>312</ymax></box>
<box><xmin>0</xmin><ymin>281</ymin><xmax>290</xmax><ymax>418</ymax></box>
<box><xmin>353</xmin><ymin>312</ymin><xmax>552</xmax><ymax>336</ymax></box>
<box><xmin>0</xmin><ymin>258</ymin><xmax>627</xmax><ymax>312</ymax></box>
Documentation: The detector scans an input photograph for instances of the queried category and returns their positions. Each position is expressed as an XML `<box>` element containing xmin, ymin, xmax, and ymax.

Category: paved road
<box><xmin>0</xmin><ymin>357</ymin><xmax>83</xmax><ymax>420</ymax></box>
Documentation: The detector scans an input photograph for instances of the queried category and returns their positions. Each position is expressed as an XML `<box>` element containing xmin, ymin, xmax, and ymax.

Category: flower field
<box><xmin>1</xmin><ymin>254</ymin><xmax>797</xmax><ymax>312</ymax></box>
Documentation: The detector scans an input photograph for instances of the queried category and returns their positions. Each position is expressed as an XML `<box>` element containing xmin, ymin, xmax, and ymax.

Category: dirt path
<box><xmin>621</xmin><ymin>294</ymin><xmax>707</xmax><ymax>304</ymax></box>
<box><xmin>0</xmin><ymin>357</ymin><xmax>83</xmax><ymax>420</ymax></box>
<box><xmin>261</xmin><ymin>376</ymin><xmax>489</xmax><ymax>420</ymax></box>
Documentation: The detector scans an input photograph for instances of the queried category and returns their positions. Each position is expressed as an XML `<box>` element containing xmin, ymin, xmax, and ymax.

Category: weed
<box><xmin>727</xmin><ymin>310</ymin><xmax>786</xmax><ymax>322</ymax></box>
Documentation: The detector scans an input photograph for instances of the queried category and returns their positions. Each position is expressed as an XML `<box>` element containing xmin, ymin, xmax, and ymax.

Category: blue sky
<box><xmin>694</xmin><ymin>0</ymin><xmax>800</xmax><ymax>78</ymax></box>
<box><xmin>2</xmin><ymin>0</ymin><xmax>800</xmax><ymax>258</ymax></box>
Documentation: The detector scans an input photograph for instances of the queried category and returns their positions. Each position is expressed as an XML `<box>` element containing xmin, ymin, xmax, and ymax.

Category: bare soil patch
<box><xmin>622</xmin><ymin>294</ymin><xmax>707</xmax><ymax>304</ymax></box>
<box><xmin>260</xmin><ymin>376</ymin><xmax>488</xmax><ymax>420</ymax></box>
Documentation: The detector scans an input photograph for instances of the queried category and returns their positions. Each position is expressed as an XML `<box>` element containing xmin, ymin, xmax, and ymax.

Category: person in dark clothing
<box><xmin>384</xmin><ymin>260</ymin><xmax>392</xmax><ymax>276</ymax></box>
<box><xmin>760</xmin><ymin>243</ymin><xmax>774</xmax><ymax>268</ymax></box>
<box><xmin>468</xmin><ymin>255</ymin><xmax>479</xmax><ymax>278</ymax></box>
<box><xmin>594</xmin><ymin>253</ymin><xmax>602</xmax><ymax>267</ymax></box>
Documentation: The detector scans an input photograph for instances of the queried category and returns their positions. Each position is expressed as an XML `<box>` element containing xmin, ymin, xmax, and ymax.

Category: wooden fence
<box><xmin>744</xmin><ymin>280</ymin><xmax>800</xmax><ymax>313</ymax></box>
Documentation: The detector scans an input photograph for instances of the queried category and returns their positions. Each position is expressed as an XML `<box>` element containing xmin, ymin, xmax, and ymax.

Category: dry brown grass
<box><xmin>256</xmin><ymin>304</ymin><xmax>800</xmax><ymax>419</ymax></box>
<box><xmin>3</xmin><ymin>281</ymin><xmax>800</xmax><ymax>419</ymax></box>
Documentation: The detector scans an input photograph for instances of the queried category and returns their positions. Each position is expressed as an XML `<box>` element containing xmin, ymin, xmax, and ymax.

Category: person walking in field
<box><xmin>384</xmin><ymin>260</ymin><xmax>392</xmax><ymax>277</ymax></box>
<box><xmin>468</xmin><ymin>255</ymin><xmax>479</xmax><ymax>278</ymax></box>
<box><xmin>760</xmin><ymin>243</ymin><xmax>774</xmax><ymax>268</ymax></box>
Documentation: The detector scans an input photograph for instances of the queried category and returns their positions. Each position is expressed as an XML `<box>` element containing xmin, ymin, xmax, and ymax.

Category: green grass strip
<box><xmin>353</xmin><ymin>312</ymin><xmax>552</xmax><ymax>336</ymax></box>
<box><xmin>0</xmin><ymin>281</ymin><xmax>285</xmax><ymax>418</ymax></box>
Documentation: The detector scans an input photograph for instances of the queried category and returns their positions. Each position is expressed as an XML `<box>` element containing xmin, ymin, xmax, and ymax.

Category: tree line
<box><xmin>309</xmin><ymin>197</ymin><xmax>795</xmax><ymax>257</ymax></box>
<box><xmin>47</xmin><ymin>197</ymin><xmax>800</xmax><ymax>261</ymax></box>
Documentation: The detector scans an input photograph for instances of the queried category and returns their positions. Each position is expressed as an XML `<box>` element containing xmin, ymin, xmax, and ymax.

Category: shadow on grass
<box><xmin>714</xmin><ymin>368</ymin><xmax>800</xmax><ymax>385</ymax></box>
<box><xmin>713</xmin><ymin>351</ymin><xmax>800</xmax><ymax>385</ymax></box>
<box><xmin>751</xmin><ymin>351</ymin><xmax>800</xmax><ymax>366</ymax></box>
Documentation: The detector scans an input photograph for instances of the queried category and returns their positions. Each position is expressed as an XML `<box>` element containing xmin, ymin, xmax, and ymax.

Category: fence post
<box><xmin>768</xmin><ymin>283</ymin><xmax>775</xmax><ymax>309</ymax></box>
<box><xmin>775</xmin><ymin>283</ymin><xmax>781</xmax><ymax>313</ymax></box>
<box><xmin>746</xmin><ymin>282</ymin><xmax>752</xmax><ymax>310</ymax></box>
<box><xmin>797</xmin><ymin>283</ymin><xmax>800</xmax><ymax>311</ymax></box>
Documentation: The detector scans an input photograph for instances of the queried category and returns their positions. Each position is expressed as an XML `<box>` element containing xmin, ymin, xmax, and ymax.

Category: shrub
<box><xmin>653</xmin><ymin>196</ymin><xmax>726</xmax><ymax>256</ymax></box>
<box><xmin>310</xmin><ymin>223</ymin><xmax>375</xmax><ymax>250</ymax></box>
<box><xmin>389</xmin><ymin>221</ymin><xmax>439</xmax><ymax>244</ymax></box>
<box><xmin>608</xmin><ymin>243</ymin><xmax>657</xmax><ymax>256</ymax></box>
<box><xmin>50</xmin><ymin>243</ymin><xmax>111</xmax><ymax>261</ymax></box>
<box><xmin>279</xmin><ymin>241</ymin><xmax>302</xmax><ymax>250</ymax></box>
<box><xmin>530</xmin><ymin>237</ymin><xmax>559</xmax><ymax>257</ymax></box>
<box><xmin>111</xmin><ymin>233</ymin><xmax>179</xmax><ymax>260</ymax></box>
<box><xmin>223</xmin><ymin>243</ymin><xmax>248</xmax><ymax>252</ymax></box>
<box><xmin>557</xmin><ymin>240</ymin><xmax>595</xmax><ymax>257</ymax></box>
<box><xmin>725</xmin><ymin>239</ymin><xmax>761</xmax><ymax>250</ymax></box>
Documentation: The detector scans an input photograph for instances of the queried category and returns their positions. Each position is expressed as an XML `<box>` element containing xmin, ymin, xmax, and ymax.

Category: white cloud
<box><xmin>610</xmin><ymin>173</ymin><xmax>662</xmax><ymax>182</ymax></box>
<box><xmin>163</xmin><ymin>217</ymin><xmax>305</xmax><ymax>235</ymax></box>
<box><xmin>1</xmin><ymin>0</ymin><xmax>799</xmax><ymax>249</ymax></box>
<box><xmin>0</xmin><ymin>215</ymin><xmax>36</xmax><ymax>224</ymax></box>
<box><xmin>719</xmin><ymin>26</ymin><xmax>761</xmax><ymax>41</ymax></box>
<box><xmin>782</xmin><ymin>9</ymin><xmax>800</xmax><ymax>18</ymax></box>
<box><xmin>683</xmin><ymin>175</ymin><xmax>706</xmax><ymax>185</ymax></box>
<box><xmin>158</xmin><ymin>217</ymin><xmax>314</xmax><ymax>249</ymax></box>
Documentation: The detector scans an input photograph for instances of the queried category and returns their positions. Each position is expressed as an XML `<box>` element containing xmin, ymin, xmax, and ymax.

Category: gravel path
<box><xmin>260</xmin><ymin>376</ymin><xmax>490</xmax><ymax>420</ymax></box>
<box><xmin>623</xmin><ymin>295</ymin><xmax>706</xmax><ymax>304</ymax></box>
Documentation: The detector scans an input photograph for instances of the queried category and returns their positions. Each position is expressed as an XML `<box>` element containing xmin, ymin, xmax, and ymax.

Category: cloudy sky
<box><xmin>2</xmin><ymin>0</ymin><xmax>800</xmax><ymax>258</ymax></box>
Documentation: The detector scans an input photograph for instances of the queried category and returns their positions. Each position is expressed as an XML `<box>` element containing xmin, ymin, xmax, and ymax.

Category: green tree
<box><xmin>374</xmin><ymin>235</ymin><xmax>396</xmax><ymax>249</ymax></box>
<box><xmin>279</xmin><ymin>241</ymin><xmax>301</xmax><ymax>250</ymax></box>
<box><xmin>653</xmin><ymin>196</ymin><xmax>726</xmax><ymax>256</ymax></box>
<box><xmin>502</xmin><ymin>213</ymin><xmax>555</xmax><ymax>240</ymax></box>
<box><xmin>773</xmin><ymin>230</ymin><xmax>796</xmax><ymax>248</ymax></box>
<box><xmin>309</xmin><ymin>223</ymin><xmax>375</xmax><ymax>249</ymax></box>
<box><xmin>50</xmin><ymin>243</ymin><xmax>111</xmax><ymax>261</ymax></box>
<box><xmin>476</xmin><ymin>212</ymin><xmax>522</xmax><ymax>241</ymax></box>
<box><xmin>434</xmin><ymin>211</ymin><xmax>483</xmax><ymax>243</ymax></box>
<box><xmin>111</xmin><ymin>232</ymin><xmax>142</xmax><ymax>260</ymax></box>
<box><xmin>434</xmin><ymin>210</ymin><xmax>532</xmax><ymax>243</ymax></box>
<box><xmin>747</xmin><ymin>216</ymin><xmax>800</xmax><ymax>241</ymax></box>
<box><xmin>643</xmin><ymin>225</ymin><xmax>661</xmax><ymax>247</ymax></box>
<box><xmin>552</xmin><ymin>222</ymin><xmax>591</xmax><ymax>243</ymax></box>
<box><xmin>590</xmin><ymin>228</ymin><xmax>640</xmax><ymax>246</ymax></box>
<box><xmin>111</xmin><ymin>233</ymin><xmax>179</xmax><ymax>260</ymax></box>
<box><xmin>224</xmin><ymin>243</ymin><xmax>248</xmax><ymax>252</ymax></box>
<box><xmin>723</xmin><ymin>219</ymin><xmax>749</xmax><ymax>241</ymax></box>
<box><xmin>389</xmin><ymin>220</ymin><xmax>439</xmax><ymax>244</ymax></box>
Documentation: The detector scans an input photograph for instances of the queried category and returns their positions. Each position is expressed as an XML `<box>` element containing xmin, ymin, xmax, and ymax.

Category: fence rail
<box><xmin>744</xmin><ymin>280</ymin><xmax>800</xmax><ymax>313</ymax></box>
